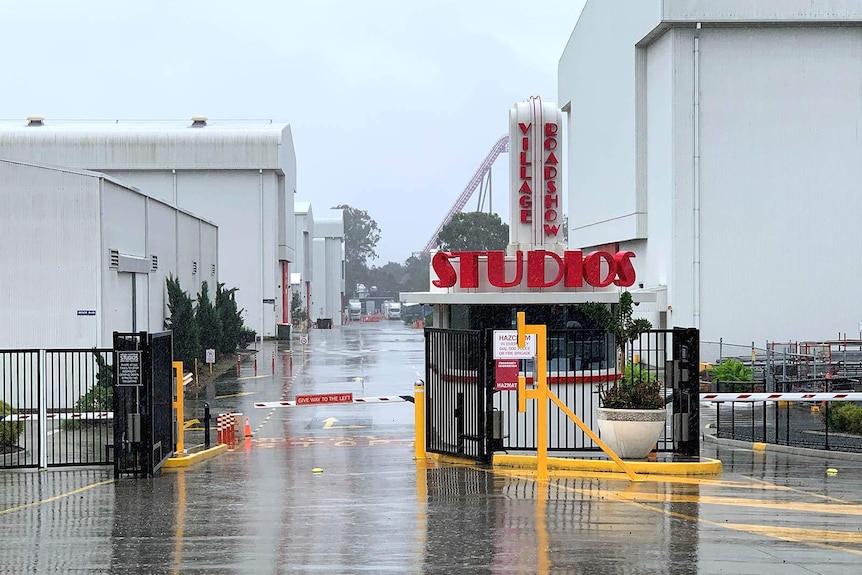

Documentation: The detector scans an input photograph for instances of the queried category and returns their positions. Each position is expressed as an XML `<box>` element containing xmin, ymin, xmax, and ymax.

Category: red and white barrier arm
<box><xmin>254</xmin><ymin>395</ymin><xmax>414</xmax><ymax>408</ymax></box>
<box><xmin>701</xmin><ymin>392</ymin><xmax>862</xmax><ymax>403</ymax></box>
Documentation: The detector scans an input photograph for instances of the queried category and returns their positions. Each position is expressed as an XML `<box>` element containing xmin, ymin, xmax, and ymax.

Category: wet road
<box><xmin>3</xmin><ymin>321</ymin><xmax>862</xmax><ymax>574</ymax></box>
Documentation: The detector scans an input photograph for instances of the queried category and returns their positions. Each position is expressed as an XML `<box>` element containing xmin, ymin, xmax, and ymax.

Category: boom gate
<box><xmin>424</xmin><ymin>327</ymin><xmax>700</xmax><ymax>463</ymax></box>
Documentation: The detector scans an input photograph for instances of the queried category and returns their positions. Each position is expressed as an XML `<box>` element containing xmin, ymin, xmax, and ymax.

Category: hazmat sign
<box><xmin>493</xmin><ymin>330</ymin><xmax>536</xmax><ymax>359</ymax></box>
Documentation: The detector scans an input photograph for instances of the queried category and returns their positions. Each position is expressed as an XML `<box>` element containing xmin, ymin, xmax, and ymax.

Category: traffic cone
<box><xmin>244</xmin><ymin>417</ymin><xmax>253</xmax><ymax>437</ymax></box>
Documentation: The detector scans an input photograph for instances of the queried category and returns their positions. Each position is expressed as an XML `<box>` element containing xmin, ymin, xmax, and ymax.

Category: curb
<box><xmin>163</xmin><ymin>444</ymin><xmax>228</xmax><ymax>469</ymax></box>
<box><xmin>493</xmin><ymin>453</ymin><xmax>723</xmax><ymax>476</ymax></box>
<box><xmin>704</xmin><ymin>433</ymin><xmax>862</xmax><ymax>463</ymax></box>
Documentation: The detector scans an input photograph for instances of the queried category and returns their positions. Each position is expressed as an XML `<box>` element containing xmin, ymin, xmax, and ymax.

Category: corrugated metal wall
<box><xmin>0</xmin><ymin>160</ymin><xmax>217</xmax><ymax>349</ymax></box>
<box><xmin>0</xmin><ymin>162</ymin><xmax>101</xmax><ymax>348</ymax></box>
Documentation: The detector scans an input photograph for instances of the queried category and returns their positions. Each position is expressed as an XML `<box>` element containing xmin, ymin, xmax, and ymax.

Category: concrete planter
<box><xmin>596</xmin><ymin>407</ymin><xmax>668</xmax><ymax>459</ymax></box>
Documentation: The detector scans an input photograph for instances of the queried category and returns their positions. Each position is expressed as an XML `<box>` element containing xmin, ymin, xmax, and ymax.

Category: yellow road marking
<box><xmin>588</xmin><ymin>490</ymin><xmax>862</xmax><ymax>516</ymax></box>
<box><xmin>215</xmin><ymin>391</ymin><xmax>256</xmax><ymax>399</ymax></box>
<box><xmin>548</xmin><ymin>479</ymin><xmax>862</xmax><ymax>557</ymax></box>
<box><xmin>0</xmin><ymin>479</ymin><xmax>114</xmax><ymax>516</ymax></box>
<box><xmin>322</xmin><ymin>417</ymin><xmax>366</xmax><ymax>430</ymax></box>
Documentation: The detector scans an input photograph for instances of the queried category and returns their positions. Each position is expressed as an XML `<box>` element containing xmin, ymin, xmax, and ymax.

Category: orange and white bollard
<box><xmin>236</xmin><ymin>354</ymin><xmax>241</xmax><ymax>377</ymax></box>
<box><xmin>244</xmin><ymin>417</ymin><xmax>252</xmax><ymax>438</ymax></box>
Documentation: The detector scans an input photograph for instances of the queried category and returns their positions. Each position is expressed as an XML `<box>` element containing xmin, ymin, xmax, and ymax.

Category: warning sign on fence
<box><xmin>493</xmin><ymin>330</ymin><xmax>536</xmax><ymax>359</ymax></box>
<box><xmin>117</xmin><ymin>351</ymin><xmax>142</xmax><ymax>386</ymax></box>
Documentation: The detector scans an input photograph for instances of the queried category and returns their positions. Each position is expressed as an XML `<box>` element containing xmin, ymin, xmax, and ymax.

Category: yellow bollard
<box><xmin>172</xmin><ymin>361</ymin><xmax>185</xmax><ymax>455</ymax></box>
<box><xmin>414</xmin><ymin>380</ymin><xmax>426</xmax><ymax>460</ymax></box>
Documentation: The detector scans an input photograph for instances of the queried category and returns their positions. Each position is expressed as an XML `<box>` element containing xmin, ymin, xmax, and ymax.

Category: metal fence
<box><xmin>424</xmin><ymin>327</ymin><xmax>700</xmax><ymax>463</ymax></box>
<box><xmin>707</xmin><ymin>380</ymin><xmax>862</xmax><ymax>452</ymax></box>
<box><xmin>495</xmin><ymin>328</ymin><xmax>699</xmax><ymax>455</ymax></box>
<box><xmin>1</xmin><ymin>348</ymin><xmax>113</xmax><ymax>469</ymax></box>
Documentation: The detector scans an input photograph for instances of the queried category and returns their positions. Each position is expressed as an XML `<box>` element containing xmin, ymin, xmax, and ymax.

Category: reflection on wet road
<box><xmin>2</xmin><ymin>321</ymin><xmax>862</xmax><ymax>574</ymax></box>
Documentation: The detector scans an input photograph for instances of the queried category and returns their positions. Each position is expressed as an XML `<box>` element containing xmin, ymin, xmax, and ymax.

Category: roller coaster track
<box><xmin>420</xmin><ymin>134</ymin><xmax>509</xmax><ymax>256</ymax></box>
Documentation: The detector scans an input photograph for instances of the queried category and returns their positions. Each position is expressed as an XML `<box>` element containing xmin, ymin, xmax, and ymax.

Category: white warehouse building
<box><xmin>0</xmin><ymin>117</ymin><xmax>296</xmax><ymax>340</ymax></box>
<box><xmin>560</xmin><ymin>0</ymin><xmax>862</xmax><ymax>346</ymax></box>
<box><xmin>0</xmin><ymin>159</ymin><xmax>217</xmax><ymax>348</ymax></box>
<box><xmin>293</xmin><ymin>203</ymin><xmax>346</xmax><ymax>327</ymax></box>
<box><xmin>311</xmin><ymin>212</ymin><xmax>345</xmax><ymax>326</ymax></box>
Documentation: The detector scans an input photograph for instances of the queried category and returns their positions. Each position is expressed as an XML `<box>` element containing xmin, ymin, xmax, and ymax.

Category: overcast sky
<box><xmin>0</xmin><ymin>0</ymin><xmax>586</xmax><ymax>264</ymax></box>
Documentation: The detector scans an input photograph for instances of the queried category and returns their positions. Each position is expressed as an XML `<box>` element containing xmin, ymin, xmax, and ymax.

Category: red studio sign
<box><xmin>431</xmin><ymin>250</ymin><xmax>637</xmax><ymax>289</ymax></box>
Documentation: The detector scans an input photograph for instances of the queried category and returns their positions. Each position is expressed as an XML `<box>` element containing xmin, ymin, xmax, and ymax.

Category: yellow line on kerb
<box><xmin>0</xmin><ymin>479</ymin><xmax>114</xmax><ymax>516</ymax></box>
<box><xmin>555</xmin><ymin>482</ymin><xmax>862</xmax><ymax>557</ymax></box>
<box><xmin>575</xmin><ymin>489</ymin><xmax>862</xmax><ymax>516</ymax></box>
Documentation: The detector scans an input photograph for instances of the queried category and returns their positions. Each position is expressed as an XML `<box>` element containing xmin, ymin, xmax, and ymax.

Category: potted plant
<box><xmin>596</xmin><ymin>292</ymin><xmax>666</xmax><ymax>458</ymax></box>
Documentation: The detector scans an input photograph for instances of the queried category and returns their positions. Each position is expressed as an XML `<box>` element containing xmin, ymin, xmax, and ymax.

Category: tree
<box><xmin>402</xmin><ymin>253</ymin><xmax>431</xmax><ymax>292</ymax></box>
<box><xmin>610</xmin><ymin>291</ymin><xmax>653</xmax><ymax>365</ymax></box>
<box><xmin>195</xmin><ymin>281</ymin><xmax>222</xmax><ymax>358</ymax></box>
<box><xmin>333</xmin><ymin>205</ymin><xmax>381</xmax><ymax>298</ymax></box>
<box><xmin>164</xmin><ymin>275</ymin><xmax>200</xmax><ymax>368</ymax></box>
<box><xmin>367</xmin><ymin>262</ymin><xmax>403</xmax><ymax>299</ymax></box>
<box><xmin>290</xmin><ymin>291</ymin><xmax>307</xmax><ymax>328</ymax></box>
<box><xmin>215</xmin><ymin>282</ymin><xmax>244</xmax><ymax>356</ymax></box>
<box><xmin>437</xmin><ymin>212</ymin><xmax>509</xmax><ymax>251</ymax></box>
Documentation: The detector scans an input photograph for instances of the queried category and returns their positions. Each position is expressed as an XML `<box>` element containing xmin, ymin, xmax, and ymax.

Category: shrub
<box><xmin>63</xmin><ymin>352</ymin><xmax>113</xmax><ymax>430</ymax></box>
<box><xmin>196</xmin><ymin>281</ymin><xmax>222</xmax><ymax>358</ymax></box>
<box><xmin>164</xmin><ymin>275</ymin><xmax>200</xmax><ymax>367</ymax></box>
<box><xmin>600</xmin><ymin>361</ymin><xmax>665</xmax><ymax>410</ymax></box>
<box><xmin>239</xmin><ymin>327</ymin><xmax>257</xmax><ymax>348</ymax></box>
<box><xmin>0</xmin><ymin>400</ymin><xmax>24</xmax><ymax>451</ymax></box>
<box><xmin>290</xmin><ymin>292</ymin><xmax>307</xmax><ymax>328</ymax></box>
<box><xmin>215</xmin><ymin>283</ymin><xmax>244</xmax><ymax>356</ymax></box>
<box><xmin>712</xmin><ymin>359</ymin><xmax>752</xmax><ymax>382</ymax></box>
<box><xmin>822</xmin><ymin>402</ymin><xmax>862</xmax><ymax>435</ymax></box>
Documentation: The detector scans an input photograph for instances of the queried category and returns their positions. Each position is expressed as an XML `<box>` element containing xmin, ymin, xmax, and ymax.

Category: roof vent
<box><xmin>190</xmin><ymin>116</ymin><xmax>208</xmax><ymax>128</ymax></box>
<box><xmin>26</xmin><ymin>116</ymin><xmax>45</xmax><ymax>127</ymax></box>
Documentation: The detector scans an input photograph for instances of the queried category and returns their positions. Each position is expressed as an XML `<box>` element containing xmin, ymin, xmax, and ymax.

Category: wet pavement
<box><xmin>3</xmin><ymin>321</ymin><xmax>862</xmax><ymax>574</ymax></box>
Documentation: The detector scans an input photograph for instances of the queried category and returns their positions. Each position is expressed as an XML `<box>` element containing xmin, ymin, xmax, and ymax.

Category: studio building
<box><xmin>0</xmin><ymin>117</ymin><xmax>296</xmax><ymax>340</ymax></box>
<box><xmin>560</xmin><ymin>0</ymin><xmax>862</xmax><ymax>345</ymax></box>
<box><xmin>0</xmin><ymin>158</ymin><xmax>217</xmax><ymax>348</ymax></box>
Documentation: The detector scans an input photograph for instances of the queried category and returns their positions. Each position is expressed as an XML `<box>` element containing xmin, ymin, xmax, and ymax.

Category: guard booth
<box><xmin>424</xmin><ymin>326</ymin><xmax>700</xmax><ymax>464</ymax></box>
<box><xmin>113</xmin><ymin>331</ymin><xmax>174</xmax><ymax>478</ymax></box>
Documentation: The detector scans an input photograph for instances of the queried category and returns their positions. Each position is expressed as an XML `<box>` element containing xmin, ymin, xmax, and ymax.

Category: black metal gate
<box><xmin>1</xmin><ymin>348</ymin><xmax>114</xmax><ymax>469</ymax></box>
<box><xmin>425</xmin><ymin>329</ymin><xmax>495</xmax><ymax>462</ymax></box>
<box><xmin>113</xmin><ymin>331</ymin><xmax>174</xmax><ymax>478</ymax></box>
<box><xmin>425</xmin><ymin>327</ymin><xmax>700</xmax><ymax>463</ymax></box>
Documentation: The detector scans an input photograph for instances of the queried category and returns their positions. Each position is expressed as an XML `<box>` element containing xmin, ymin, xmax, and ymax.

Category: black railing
<box><xmin>0</xmin><ymin>350</ymin><xmax>40</xmax><ymax>469</ymax></box>
<box><xmin>424</xmin><ymin>327</ymin><xmax>700</xmax><ymax>461</ymax></box>
<box><xmin>0</xmin><ymin>348</ymin><xmax>113</xmax><ymax>469</ymax></box>
<box><xmin>710</xmin><ymin>380</ymin><xmax>862</xmax><ymax>453</ymax></box>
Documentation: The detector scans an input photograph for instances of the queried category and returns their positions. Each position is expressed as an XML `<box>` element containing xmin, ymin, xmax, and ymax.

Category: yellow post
<box><xmin>414</xmin><ymin>380</ymin><xmax>426</xmax><ymax>459</ymax></box>
<box><xmin>516</xmin><ymin>312</ymin><xmax>640</xmax><ymax>482</ymax></box>
<box><xmin>517</xmin><ymin>312</ymin><xmax>548</xmax><ymax>481</ymax></box>
<box><xmin>172</xmin><ymin>361</ymin><xmax>184</xmax><ymax>455</ymax></box>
